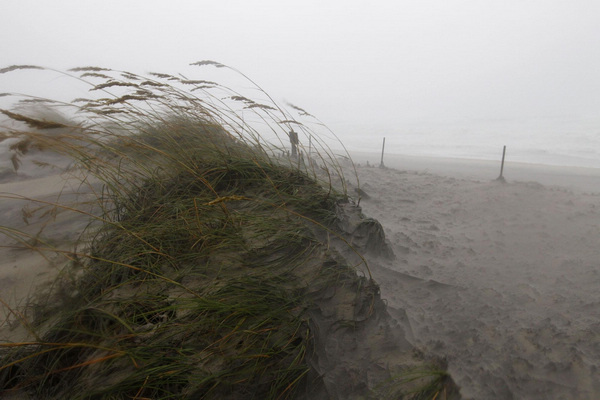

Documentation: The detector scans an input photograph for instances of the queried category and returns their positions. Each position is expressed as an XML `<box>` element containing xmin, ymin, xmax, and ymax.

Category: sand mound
<box><xmin>0</xmin><ymin>64</ymin><xmax>461</xmax><ymax>399</ymax></box>
<box><xmin>1</xmin><ymin>147</ymin><xmax>459</xmax><ymax>399</ymax></box>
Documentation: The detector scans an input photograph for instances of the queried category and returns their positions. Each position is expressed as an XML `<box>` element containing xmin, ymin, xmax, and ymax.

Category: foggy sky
<box><xmin>2</xmin><ymin>0</ymin><xmax>600</xmax><ymax>159</ymax></box>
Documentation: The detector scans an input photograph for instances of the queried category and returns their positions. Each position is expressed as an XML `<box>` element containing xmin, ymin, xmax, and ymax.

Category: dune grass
<box><xmin>0</xmin><ymin>63</ymin><xmax>359</xmax><ymax>399</ymax></box>
<box><xmin>0</xmin><ymin>63</ymin><xmax>456</xmax><ymax>399</ymax></box>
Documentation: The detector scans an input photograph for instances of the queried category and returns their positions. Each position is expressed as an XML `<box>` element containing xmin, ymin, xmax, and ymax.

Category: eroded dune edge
<box><xmin>0</xmin><ymin>65</ymin><xmax>458</xmax><ymax>399</ymax></box>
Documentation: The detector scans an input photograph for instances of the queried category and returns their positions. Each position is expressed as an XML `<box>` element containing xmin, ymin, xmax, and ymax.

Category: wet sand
<box><xmin>351</xmin><ymin>153</ymin><xmax>600</xmax><ymax>399</ymax></box>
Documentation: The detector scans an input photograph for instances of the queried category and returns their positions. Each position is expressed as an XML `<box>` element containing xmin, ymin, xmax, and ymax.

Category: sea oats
<box><xmin>190</xmin><ymin>60</ymin><xmax>226</xmax><ymax>68</ymax></box>
<box><xmin>230</xmin><ymin>95</ymin><xmax>254</xmax><ymax>104</ymax></box>
<box><xmin>69</xmin><ymin>66</ymin><xmax>112</xmax><ymax>72</ymax></box>
<box><xmin>0</xmin><ymin>65</ymin><xmax>44</xmax><ymax>74</ymax></box>
<box><xmin>168</xmin><ymin>104</ymin><xmax>195</xmax><ymax>112</ymax></box>
<box><xmin>9</xmin><ymin>138</ymin><xmax>32</xmax><ymax>154</ymax></box>
<box><xmin>149</xmin><ymin>72</ymin><xmax>174</xmax><ymax>79</ymax></box>
<box><xmin>80</xmin><ymin>72</ymin><xmax>113</xmax><ymax>80</ymax></box>
<box><xmin>140</xmin><ymin>80</ymin><xmax>167</xmax><ymax>87</ymax></box>
<box><xmin>245</xmin><ymin>103</ymin><xmax>276</xmax><ymax>111</ymax></box>
<box><xmin>104</xmin><ymin>95</ymin><xmax>150</xmax><ymax>105</ymax></box>
<box><xmin>180</xmin><ymin>79</ymin><xmax>217</xmax><ymax>86</ymax></box>
<box><xmin>0</xmin><ymin>62</ymin><xmax>419</xmax><ymax>400</ymax></box>
<box><xmin>93</xmin><ymin>108</ymin><xmax>128</xmax><ymax>115</ymax></box>
<box><xmin>121</xmin><ymin>72</ymin><xmax>140</xmax><ymax>80</ymax></box>
<box><xmin>133</xmin><ymin>88</ymin><xmax>152</xmax><ymax>96</ymax></box>
<box><xmin>90</xmin><ymin>81</ymin><xmax>140</xmax><ymax>91</ymax></box>
<box><xmin>79</xmin><ymin>100</ymin><xmax>103</xmax><ymax>109</ymax></box>
<box><xmin>278</xmin><ymin>120</ymin><xmax>304</xmax><ymax>126</ymax></box>
<box><xmin>0</xmin><ymin>109</ymin><xmax>68</xmax><ymax>129</ymax></box>
<box><xmin>79</xmin><ymin>102</ymin><xmax>105</xmax><ymax>112</ymax></box>
<box><xmin>286</xmin><ymin>102</ymin><xmax>314</xmax><ymax>117</ymax></box>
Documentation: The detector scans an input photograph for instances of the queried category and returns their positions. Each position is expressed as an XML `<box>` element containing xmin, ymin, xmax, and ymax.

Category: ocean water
<box><xmin>340</xmin><ymin>119</ymin><xmax>600</xmax><ymax>169</ymax></box>
<box><xmin>2</xmin><ymin>111</ymin><xmax>600</xmax><ymax>171</ymax></box>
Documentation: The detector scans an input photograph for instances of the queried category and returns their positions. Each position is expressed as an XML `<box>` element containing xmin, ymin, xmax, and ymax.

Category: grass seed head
<box><xmin>0</xmin><ymin>65</ymin><xmax>44</xmax><ymax>74</ymax></box>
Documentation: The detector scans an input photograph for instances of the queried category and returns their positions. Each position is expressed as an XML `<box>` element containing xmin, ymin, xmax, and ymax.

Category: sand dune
<box><xmin>0</xmin><ymin>149</ymin><xmax>460</xmax><ymax>399</ymax></box>
<box><xmin>2</xmin><ymin>149</ymin><xmax>600</xmax><ymax>398</ymax></box>
<box><xmin>352</xmin><ymin>154</ymin><xmax>600</xmax><ymax>399</ymax></box>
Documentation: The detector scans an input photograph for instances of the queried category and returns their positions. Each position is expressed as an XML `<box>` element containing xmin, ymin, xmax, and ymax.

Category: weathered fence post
<box><xmin>497</xmin><ymin>145</ymin><xmax>507</xmax><ymax>181</ymax></box>
<box><xmin>380</xmin><ymin>137</ymin><xmax>386</xmax><ymax>168</ymax></box>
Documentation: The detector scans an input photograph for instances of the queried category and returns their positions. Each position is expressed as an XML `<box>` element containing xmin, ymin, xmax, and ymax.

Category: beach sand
<box><xmin>2</xmin><ymin>150</ymin><xmax>600</xmax><ymax>398</ymax></box>
<box><xmin>350</xmin><ymin>153</ymin><xmax>600</xmax><ymax>399</ymax></box>
<box><xmin>0</xmin><ymin>152</ymin><xmax>95</xmax><ymax>326</ymax></box>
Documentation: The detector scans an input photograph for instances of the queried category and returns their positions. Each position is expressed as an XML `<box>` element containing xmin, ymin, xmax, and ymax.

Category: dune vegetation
<box><xmin>0</xmin><ymin>63</ymin><xmax>459</xmax><ymax>399</ymax></box>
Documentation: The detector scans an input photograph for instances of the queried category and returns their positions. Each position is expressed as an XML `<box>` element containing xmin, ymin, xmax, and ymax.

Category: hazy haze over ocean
<box><xmin>2</xmin><ymin>0</ymin><xmax>600</xmax><ymax>168</ymax></box>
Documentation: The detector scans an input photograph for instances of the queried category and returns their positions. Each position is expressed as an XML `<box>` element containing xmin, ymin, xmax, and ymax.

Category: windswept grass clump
<box><xmin>0</xmin><ymin>63</ymin><xmax>360</xmax><ymax>399</ymax></box>
<box><xmin>0</xmin><ymin>63</ymin><xmax>457</xmax><ymax>399</ymax></box>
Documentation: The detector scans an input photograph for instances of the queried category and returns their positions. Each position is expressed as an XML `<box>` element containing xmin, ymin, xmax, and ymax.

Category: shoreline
<box><xmin>349</xmin><ymin>150</ymin><xmax>600</xmax><ymax>193</ymax></box>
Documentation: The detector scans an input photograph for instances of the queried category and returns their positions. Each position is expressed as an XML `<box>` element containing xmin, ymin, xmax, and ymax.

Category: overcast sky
<box><xmin>2</xmin><ymin>0</ymin><xmax>600</xmax><ymax>160</ymax></box>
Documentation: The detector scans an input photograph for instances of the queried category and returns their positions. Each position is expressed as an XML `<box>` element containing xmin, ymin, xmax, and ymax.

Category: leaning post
<box><xmin>497</xmin><ymin>145</ymin><xmax>507</xmax><ymax>181</ymax></box>
<box><xmin>380</xmin><ymin>137</ymin><xmax>386</xmax><ymax>168</ymax></box>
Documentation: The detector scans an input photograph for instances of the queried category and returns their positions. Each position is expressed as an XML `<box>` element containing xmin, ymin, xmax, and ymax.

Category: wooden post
<box><xmin>497</xmin><ymin>145</ymin><xmax>506</xmax><ymax>181</ymax></box>
<box><xmin>380</xmin><ymin>137</ymin><xmax>386</xmax><ymax>168</ymax></box>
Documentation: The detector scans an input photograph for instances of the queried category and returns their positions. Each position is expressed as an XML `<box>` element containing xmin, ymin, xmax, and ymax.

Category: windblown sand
<box><xmin>352</xmin><ymin>154</ymin><xmax>600</xmax><ymax>399</ymax></box>
<box><xmin>0</xmin><ymin>152</ymin><xmax>95</xmax><ymax>323</ymax></box>
<box><xmin>2</xmin><ymin>151</ymin><xmax>600</xmax><ymax>399</ymax></box>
